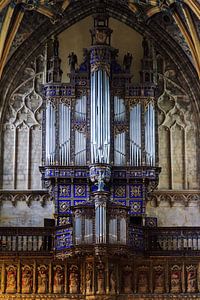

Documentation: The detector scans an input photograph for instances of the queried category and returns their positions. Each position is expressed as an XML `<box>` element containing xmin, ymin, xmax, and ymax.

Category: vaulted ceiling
<box><xmin>0</xmin><ymin>0</ymin><xmax>199</xmax><ymax>81</ymax></box>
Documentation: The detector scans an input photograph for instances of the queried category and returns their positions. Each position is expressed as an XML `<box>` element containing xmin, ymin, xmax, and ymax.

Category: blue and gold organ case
<box><xmin>40</xmin><ymin>13</ymin><xmax>160</xmax><ymax>255</ymax></box>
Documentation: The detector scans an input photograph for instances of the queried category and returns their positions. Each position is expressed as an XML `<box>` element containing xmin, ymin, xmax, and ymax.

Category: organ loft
<box><xmin>40</xmin><ymin>13</ymin><xmax>160</xmax><ymax>294</ymax></box>
<box><xmin>0</xmin><ymin>2</ymin><xmax>200</xmax><ymax>299</ymax></box>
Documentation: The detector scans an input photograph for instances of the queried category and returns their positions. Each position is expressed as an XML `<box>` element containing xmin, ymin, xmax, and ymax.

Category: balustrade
<box><xmin>146</xmin><ymin>227</ymin><xmax>200</xmax><ymax>255</ymax></box>
<box><xmin>0</xmin><ymin>226</ymin><xmax>200</xmax><ymax>255</ymax></box>
<box><xmin>0</xmin><ymin>227</ymin><xmax>53</xmax><ymax>253</ymax></box>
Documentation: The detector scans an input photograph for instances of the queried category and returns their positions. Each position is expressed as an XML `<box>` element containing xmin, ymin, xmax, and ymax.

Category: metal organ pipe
<box><xmin>75</xmin><ymin>96</ymin><xmax>86</xmax><ymax>165</ymax></box>
<box><xmin>91</xmin><ymin>70</ymin><xmax>110</xmax><ymax>164</ymax></box>
<box><xmin>130</xmin><ymin>103</ymin><xmax>141</xmax><ymax>166</ymax></box>
<box><xmin>95</xmin><ymin>202</ymin><xmax>106</xmax><ymax>244</ymax></box>
<box><xmin>84</xmin><ymin>218</ymin><xmax>93</xmax><ymax>244</ymax></box>
<box><xmin>45</xmin><ymin>103</ymin><xmax>50</xmax><ymax>164</ymax></box>
<box><xmin>109</xmin><ymin>219</ymin><xmax>117</xmax><ymax>243</ymax></box>
<box><xmin>59</xmin><ymin>103</ymin><xmax>71</xmax><ymax>165</ymax></box>
<box><xmin>114</xmin><ymin>96</ymin><xmax>126</xmax><ymax>165</ymax></box>
<box><xmin>120</xmin><ymin>218</ymin><xmax>126</xmax><ymax>244</ymax></box>
<box><xmin>46</xmin><ymin>102</ymin><xmax>56</xmax><ymax>165</ymax></box>
<box><xmin>75</xmin><ymin>216</ymin><xmax>82</xmax><ymax>245</ymax></box>
<box><xmin>145</xmin><ymin>102</ymin><xmax>155</xmax><ymax>166</ymax></box>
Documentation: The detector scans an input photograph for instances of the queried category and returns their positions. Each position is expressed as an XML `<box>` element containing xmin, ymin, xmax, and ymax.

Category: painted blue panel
<box><xmin>55</xmin><ymin>228</ymin><xmax>73</xmax><ymax>250</ymax></box>
<box><xmin>74</xmin><ymin>184</ymin><xmax>87</xmax><ymax>198</ymax></box>
<box><xmin>58</xmin><ymin>200</ymin><xmax>71</xmax><ymax>214</ymax></box>
<box><xmin>59</xmin><ymin>184</ymin><xmax>71</xmax><ymax>198</ymax></box>
<box><xmin>129</xmin><ymin>200</ymin><xmax>143</xmax><ymax>215</ymax></box>
<box><xmin>113</xmin><ymin>199</ymin><xmax>126</xmax><ymax>206</ymax></box>
<box><xmin>114</xmin><ymin>185</ymin><xmax>126</xmax><ymax>198</ymax></box>
<box><xmin>129</xmin><ymin>184</ymin><xmax>143</xmax><ymax>198</ymax></box>
<box><xmin>57</xmin><ymin>216</ymin><xmax>72</xmax><ymax>226</ymax></box>
<box><xmin>74</xmin><ymin>199</ymin><xmax>86</xmax><ymax>206</ymax></box>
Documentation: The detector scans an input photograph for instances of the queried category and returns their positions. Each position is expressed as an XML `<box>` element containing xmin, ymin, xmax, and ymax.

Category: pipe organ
<box><xmin>91</xmin><ymin>68</ymin><xmax>110</xmax><ymax>164</ymax></box>
<box><xmin>59</xmin><ymin>102</ymin><xmax>71</xmax><ymax>166</ymax></box>
<box><xmin>40</xmin><ymin>14</ymin><xmax>160</xmax><ymax>259</ymax></box>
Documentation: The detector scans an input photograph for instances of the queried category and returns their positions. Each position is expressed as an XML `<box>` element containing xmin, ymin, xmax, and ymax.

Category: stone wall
<box><xmin>157</xmin><ymin>57</ymin><xmax>199</xmax><ymax>190</ymax></box>
<box><xmin>2</xmin><ymin>54</ymin><xmax>44</xmax><ymax>190</ymax></box>
<box><xmin>0</xmin><ymin>191</ymin><xmax>53</xmax><ymax>227</ymax></box>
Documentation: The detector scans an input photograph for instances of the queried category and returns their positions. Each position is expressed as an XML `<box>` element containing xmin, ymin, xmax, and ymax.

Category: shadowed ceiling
<box><xmin>0</xmin><ymin>0</ymin><xmax>199</xmax><ymax>80</ymax></box>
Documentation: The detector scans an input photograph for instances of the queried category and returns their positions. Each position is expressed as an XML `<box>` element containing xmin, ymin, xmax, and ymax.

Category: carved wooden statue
<box><xmin>37</xmin><ymin>265</ymin><xmax>48</xmax><ymax>293</ymax></box>
<box><xmin>97</xmin><ymin>263</ymin><xmax>105</xmax><ymax>294</ymax></box>
<box><xmin>138</xmin><ymin>271</ymin><xmax>148</xmax><ymax>293</ymax></box>
<box><xmin>186</xmin><ymin>266</ymin><xmax>197</xmax><ymax>293</ymax></box>
<box><xmin>123</xmin><ymin>265</ymin><xmax>133</xmax><ymax>293</ymax></box>
<box><xmin>69</xmin><ymin>265</ymin><xmax>79</xmax><ymax>293</ymax></box>
<box><xmin>170</xmin><ymin>266</ymin><xmax>181</xmax><ymax>293</ymax></box>
<box><xmin>85</xmin><ymin>263</ymin><xmax>93</xmax><ymax>294</ymax></box>
<box><xmin>110</xmin><ymin>270</ymin><xmax>116</xmax><ymax>294</ymax></box>
<box><xmin>21</xmin><ymin>265</ymin><xmax>33</xmax><ymax>293</ymax></box>
<box><xmin>6</xmin><ymin>265</ymin><xmax>17</xmax><ymax>293</ymax></box>
<box><xmin>154</xmin><ymin>267</ymin><xmax>165</xmax><ymax>293</ymax></box>
<box><xmin>53</xmin><ymin>265</ymin><xmax>64</xmax><ymax>293</ymax></box>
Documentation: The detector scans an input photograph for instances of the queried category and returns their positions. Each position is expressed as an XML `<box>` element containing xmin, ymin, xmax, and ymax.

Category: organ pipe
<box><xmin>75</xmin><ymin>216</ymin><xmax>82</xmax><ymax>245</ymax></box>
<box><xmin>46</xmin><ymin>101</ymin><xmax>56</xmax><ymax>165</ymax></box>
<box><xmin>130</xmin><ymin>103</ymin><xmax>142</xmax><ymax>166</ymax></box>
<box><xmin>145</xmin><ymin>102</ymin><xmax>155</xmax><ymax>166</ymax></box>
<box><xmin>91</xmin><ymin>70</ymin><xmax>110</xmax><ymax>164</ymax></box>
<box><xmin>114</xmin><ymin>96</ymin><xmax>126</xmax><ymax>165</ymax></box>
<box><xmin>75</xmin><ymin>96</ymin><xmax>86</xmax><ymax>165</ymax></box>
<box><xmin>84</xmin><ymin>219</ymin><xmax>93</xmax><ymax>244</ymax></box>
<box><xmin>120</xmin><ymin>218</ymin><xmax>126</xmax><ymax>244</ymax></box>
<box><xmin>59</xmin><ymin>103</ymin><xmax>71</xmax><ymax>165</ymax></box>
<box><xmin>109</xmin><ymin>219</ymin><xmax>117</xmax><ymax>243</ymax></box>
<box><xmin>95</xmin><ymin>202</ymin><xmax>106</xmax><ymax>244</ymax></box>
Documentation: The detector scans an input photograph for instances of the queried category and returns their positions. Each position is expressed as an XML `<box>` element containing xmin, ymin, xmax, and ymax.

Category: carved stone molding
<box><xmin>0</xmin><ymin>190</ymin><xmax>49</xmax><ymax>207</ymax></box>
<box><xmin>148</xmin><ymin>190</ymin><xmax>200</xmax><ymax>207</ymax></box>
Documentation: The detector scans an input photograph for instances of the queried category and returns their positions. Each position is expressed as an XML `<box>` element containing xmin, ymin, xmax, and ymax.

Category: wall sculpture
<box><xmin>0</xmin><ymin>258</ymin><xmax>199</xmax><ymax>298</ymax></box>
<box><xmin>53</xmin><ymin>265</ymin><xmax>64</xmax><ymax>294</ymax></box>
<box><xmin>21</xmin><ymin>265</ymin><xmax>33</xmax><ymax>293</ymax></box>
<box><xmin>5</xmin><ymin>265</ymin><xmax>17</xmax><ymax>293</ymax></box>
<box><xmin>2</xmin><ymin>53</ymin><xmax>44</xmax><ymax>190</ymax></box>
<box><xmin>157</xmin><ymin>57</ymin><xmax>198</xmax><ymax>190</ymax></box>
<box><xmin>37</xmin><ymin>265</ymin><xmax>48</xmax><ymax>294</ymax></box>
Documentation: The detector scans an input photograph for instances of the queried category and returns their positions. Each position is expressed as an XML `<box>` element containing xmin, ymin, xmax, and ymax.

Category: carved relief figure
<box><xmin>123</xmin><ymin>265</ymin><xmax>133</xmax><ymax>293</ymax></box>
<box><xmin>142</xmin><ymin>37</ymin><xmax>149</xmax><ymax>57</ymax></box>
<box><xmin>38</xmin><ymin>265</ymin><xmax>48</xmax><ymax>293</ymax></box>
<box><xmin>53</xmin><ymin>265</ymin><xmax>64</xmax><ymax>294</ymax></box>
<box><xmin>154</xmin><ymin>266</ymin><xmax>165</xmax><ymax>293</ymax></box>
<box><xmin>110</xmin><ymin>270</ymin><xmax>116</xmax><ymax>294</ymax></box>
<box><xmin>22</xmin><ymin>265</ymin><xmax>33</xmax><ymax>293</ymax></box>
<box><xmin>53</xmin><ymin>36</ymin><xmax>59</xmax><ymax>57</ymax></box>
<box><xmin>68</xmin><ymin>52</ymin><xmax>77</xmax><ymax>72</ymax></box>
<box><xmin>186</xmin><ymin>266</ymin><xmax>197</xmax><ymax>293</ymax></box>
<box><xmin>85</xmin><ymin>263</ymin><xmax>93</xmax><ymax>294</ymax></box>
<box><xmin>97</xmin><ymin>263</ymin><xmax>105</xmax><ymax>294</ymax></box>
<box><xmin>138</xmin><ymin>270</ymin><xmax>148</xmax><ymax>293</ymax></box>
<box><xmin>6</xmin><ymin>265</ymin><xmax>17</xmax><ymax>293</ymax></box>
<box><xmin>170</xmin><ymin>266</ymin><xmax>181</xmax><ymax>293</ymax></box>
<box><xmin>69</xmin><ymin>265</ymin><xmax>79</xmax><ymax>293</ymax></box>
<box><xmin>123</xmin><ymin>52</ymin><xmax>132</xmax><ymax>72</ymax></box>
<box><xmin>96</xmin><ymin>171</ymin><xmax>105</xmax><ymax>191</ymax></box>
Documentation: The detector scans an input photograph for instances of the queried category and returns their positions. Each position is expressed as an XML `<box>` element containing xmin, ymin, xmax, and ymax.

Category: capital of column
<box><xmin>89</xmin><ymin>164</ymin><xmax>111</xmax><ymax>191</ymax></box>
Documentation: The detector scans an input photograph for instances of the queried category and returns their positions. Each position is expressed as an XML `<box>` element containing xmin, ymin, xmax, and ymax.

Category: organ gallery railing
<box><xmin>0</xmin><ymin>226</ymin><xmax>200</xmax><ymax>255</ymax></box>
<box><xmin>0</xmin><ymin>227</ymin><xmax>53</xmax><ymax>254</ymax></box>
